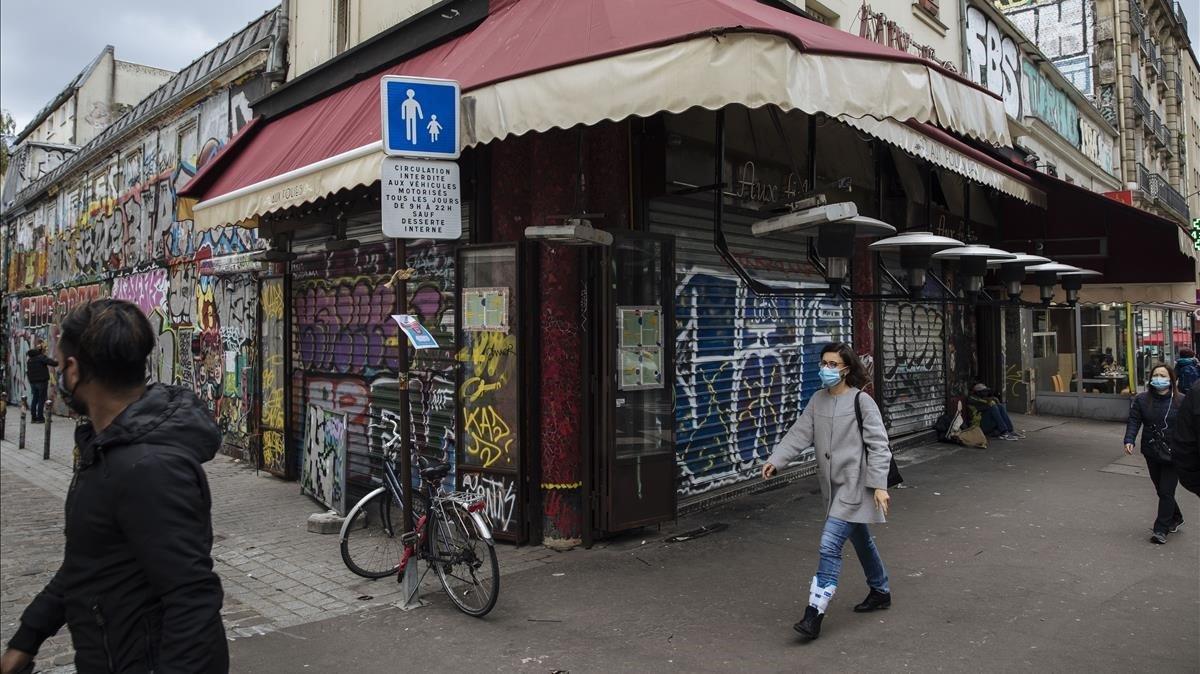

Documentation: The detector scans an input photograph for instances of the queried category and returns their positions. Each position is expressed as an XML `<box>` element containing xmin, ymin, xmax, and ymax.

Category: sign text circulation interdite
<box><xmin>381</xmin><ymin>158</ymin><xmax>462</xmax><ymax>239</ymax></box>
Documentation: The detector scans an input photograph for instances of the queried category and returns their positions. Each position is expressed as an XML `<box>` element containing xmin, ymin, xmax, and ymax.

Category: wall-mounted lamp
<box><xmin>751</xmin><ymin>202</ymin><xmax>895</xmax><ymax>288</ymax></box>
<box><xmin>1058</xmin><ymin>269</ymin><xmax>1102</xmax><ymax>305</ymax></box>
<box><xmin>525</xmin><ymin>217</ymin><xmax>613</xmax><ymax>247</ymax></box>
<box><xmin>1025</xmin><ymin>262</ymin><xmax>1082</xmax><ymax>305</ymax></box>
<box><xmin>986</xmin><ymin>253</ymin><xmax>1049</xmax><ymax>301</ymax></box>
<box><xmin>868</xmin><ymin>232</ymin><xmax>964</xmax><ymax>293</ymax></box>
<box><xmin>932</xmin><ymin>245</ymin><xmax>1016</xmax><ymax>295</ymax></box>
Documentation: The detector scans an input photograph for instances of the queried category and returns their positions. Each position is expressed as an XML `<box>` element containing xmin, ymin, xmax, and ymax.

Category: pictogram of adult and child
<box><xmin>400</xmin><ymin>89</ymin><xmax>443</xmax><ymax>145</ymax></box>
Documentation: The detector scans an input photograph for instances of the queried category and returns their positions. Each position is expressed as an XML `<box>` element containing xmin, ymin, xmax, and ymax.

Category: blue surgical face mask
<box><xmin>1150</xmin><ymin>377</ymin><xmax>1171</xmax><ymax>391</ymax></box>
<box><xmin>819</xmin><ymin>365</ymin><xmax>845</xmax><ymax>389</ymax></box>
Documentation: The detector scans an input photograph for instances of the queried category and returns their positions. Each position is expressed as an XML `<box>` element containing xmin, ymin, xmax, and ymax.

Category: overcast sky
<box><xmin>1</xmin><ymin>0</ymin><xmax>278</xmax><ymax>135</ymax></box>
<box><xmin>0</xmin><ymin>0</ymin><xmax>1198</xmax><ymax>138</ymax></box>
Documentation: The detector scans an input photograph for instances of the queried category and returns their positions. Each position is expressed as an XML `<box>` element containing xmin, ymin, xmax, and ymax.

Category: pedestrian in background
<box><xmin>24</xmin><ymin>340</ymin><xmax>57</xmax><ymax>423</ymax></box>
<box><xmin>1174</xmin><ymin>348</ymin><xmax>1199</xmax><ymax>394</ymax></box>
<box><xmin>762</xmin><ymin>342</ymin><xmax>892</xmax><ymax>640</ymax></box>
<box><xmin>1124</xmin><ymin>363</ymin><xmax>1185</xmax><ymax>545</ymax></box>
<box><xmin>1</xmin><ymin>299</ymin><xmax>228</xmax><ymax>674</ymax></box>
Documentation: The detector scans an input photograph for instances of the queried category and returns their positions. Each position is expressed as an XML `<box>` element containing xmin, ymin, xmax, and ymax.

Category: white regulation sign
<box><xmin>381</xmin><ymin>157</ymin><xmax>462</xmax><ymax>239</ymax></box>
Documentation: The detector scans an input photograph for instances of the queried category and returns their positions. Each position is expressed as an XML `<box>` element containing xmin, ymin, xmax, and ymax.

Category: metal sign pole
<box><xmin>394</xmin><ymin>238</ymin><xmax>423</xmax><ymax>610</ymax></box>
<box><xmin>43</xmin><ymin>392</ymin><xmax>53</xmax><ymax>460</ymax></box>
<box><xmin>19</xmin><ymin>397</ymin><xmax>27</xmax><ymax>450</ymax></box>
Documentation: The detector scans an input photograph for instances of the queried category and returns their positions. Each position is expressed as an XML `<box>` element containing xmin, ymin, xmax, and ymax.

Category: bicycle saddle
<box><xmin>420</xmin><ymin>461</ymin><xmax>452</xmax><ymax>481</ymax></box>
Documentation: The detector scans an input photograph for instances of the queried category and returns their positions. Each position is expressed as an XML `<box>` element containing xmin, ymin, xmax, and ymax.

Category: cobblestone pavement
<box><xmin>0</xmin><ymin>410</ymin><xmax>569</xmax><ymax>671</ymax></box>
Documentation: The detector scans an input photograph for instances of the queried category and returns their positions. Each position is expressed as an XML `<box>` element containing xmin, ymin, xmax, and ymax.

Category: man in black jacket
<box><xmin>1171</xmin><ymin>382</ymin><xmax>1200</xmax><ymax>497</ymax></box>
<box><xmin>1</xmin><ymin>299</ymin><xmax>228</xmax><ymax>674</ymax></box>
<box><xmin>25</xmin><ymin>340</ymin><xmax>57</xmax><ymax>423</ymax></box>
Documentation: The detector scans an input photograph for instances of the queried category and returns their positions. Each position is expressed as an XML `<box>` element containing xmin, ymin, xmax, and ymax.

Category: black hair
<box><xmin>58</xmin><ymin>299</ymin><xmax>154</xmax><ymax>390</ymax></box>
<box><xmin>1180</xmin><ymin>348</ymin><xmax>1195</xmax><ymax>359</ymax></box>
<box><xmin>820</xmin><ymin>342</ymin><xmax>869</xmax><ymax>389</ymax></box>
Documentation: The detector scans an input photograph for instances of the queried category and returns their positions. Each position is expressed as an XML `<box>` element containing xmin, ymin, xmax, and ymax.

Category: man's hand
<box><xmin>1124</xmin><ymin>443</ymin><xmax>1136</xmax><ymax>455</ymax></box>
<box><xmin>1</xmin><ymin>648</ymin><xmax>34</xmax><ymax>674</ymax></box>
<box><xmin>761</xmin><ymin>463</ymin><xmax>777</xmax><ymax>479</ymax></box>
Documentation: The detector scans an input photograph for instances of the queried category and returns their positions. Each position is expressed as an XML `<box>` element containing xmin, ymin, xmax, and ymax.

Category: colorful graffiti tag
<box><xmin>302</xmin><ymin>404</ymin><xmax>348</xmax><ymax>515</ymax></box>
<box><xmin>673</xmin><ymin>270</ymin><xmax>851</xmax><ymax>498</ymax></box>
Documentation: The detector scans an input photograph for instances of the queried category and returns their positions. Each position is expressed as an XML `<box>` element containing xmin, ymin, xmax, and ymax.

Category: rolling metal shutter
<box><xmin>879</xmin><ymin>294</ymin><xmax>947</xmax><ymax>436</ymax></box>
<box><xmin>649</xmin><ymin>197</ymin><xmax>852</xmax><ymax>506</ymax></box>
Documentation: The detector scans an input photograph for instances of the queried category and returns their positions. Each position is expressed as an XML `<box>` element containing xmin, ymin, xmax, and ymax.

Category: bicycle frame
<box><xmin>339</xmin><ymin>454</ymin><xmax>494</xmax><ymax>579</ymax></box>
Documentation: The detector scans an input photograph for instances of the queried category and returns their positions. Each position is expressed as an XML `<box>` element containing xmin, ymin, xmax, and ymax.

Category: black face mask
<box><xmin>57</xmin><ymin>366</ymin><xmax>89</xmax><ymax>416</ymax></box>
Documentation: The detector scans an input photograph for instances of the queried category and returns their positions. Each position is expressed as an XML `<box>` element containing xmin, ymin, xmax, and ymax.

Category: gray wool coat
<box><xmin>767</xmin><ymin>387</ymin><xmax>892</xmax><ymax>524</ymax></box>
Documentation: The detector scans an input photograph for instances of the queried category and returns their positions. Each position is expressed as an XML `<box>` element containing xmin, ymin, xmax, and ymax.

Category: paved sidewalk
<box><xmin>227</xmin><ymin>413</ymin><xmax>1199</xmax><ymax>673</ymax></box>
<box><xmin>0</xmin><ymin>410</ymin><xmax>569</xmax><ymax>671</ymax></box>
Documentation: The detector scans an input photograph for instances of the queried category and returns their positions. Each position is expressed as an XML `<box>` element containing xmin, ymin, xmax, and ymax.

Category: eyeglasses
<box><xmin>819</xmin><ymin>361</ymin><xmax>845</xmax><ymax>369</ymax></box>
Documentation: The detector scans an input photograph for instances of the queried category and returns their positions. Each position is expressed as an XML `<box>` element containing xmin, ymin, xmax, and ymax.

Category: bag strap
<box><xmin>854</xmin><ymin>391</ymin><xmax>866</xmax><ymax>448</ymax></box>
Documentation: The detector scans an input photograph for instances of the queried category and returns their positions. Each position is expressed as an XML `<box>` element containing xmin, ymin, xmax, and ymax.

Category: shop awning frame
<box><xmin>182</xmin><ymin>0</ymin><xmax>1014</xmax><ymax>231</ymax></box>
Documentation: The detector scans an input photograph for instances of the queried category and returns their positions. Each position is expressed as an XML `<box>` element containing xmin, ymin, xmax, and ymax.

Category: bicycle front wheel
<box><xmin>340</xmin><ymin>489</ymin><xmax>403</xmax><ymax>578</ymax></box>
<box><xmin>430</xmin><ymin>505</ymin><xmax>499</xmax><ymax>617</ymax></box>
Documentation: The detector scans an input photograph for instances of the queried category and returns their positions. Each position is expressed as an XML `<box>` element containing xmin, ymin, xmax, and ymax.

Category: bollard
<box><xmin>43</xmin><ymin>405</ymin><xmax>52</xmax><ymax>461</ymax></box>
<box><xmin>19</xmin><ymin>398</ymin><xmax>28</xmax><ymax>450</ymax></box>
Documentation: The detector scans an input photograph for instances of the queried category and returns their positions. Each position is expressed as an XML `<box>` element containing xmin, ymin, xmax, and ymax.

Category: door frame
<box><xmin>591</xmin><ymin>230</ymin><xmax>677</xmax><ymax>535</ymax></box>
<box><xmin>454</xmin><ymin>241</ymin><xmax>539</xmax><ymax>544</ymax></box>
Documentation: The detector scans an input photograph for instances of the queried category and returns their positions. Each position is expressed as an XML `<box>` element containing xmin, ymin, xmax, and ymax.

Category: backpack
<box><xmin>854</xmin><ymin>391</ymin><xmax>904</xmax><ymax>488</ymax></box>
<box><xmin>1178</xmin><ymin>362</ymin><xmax>1200</xmax><ymax>395</ymax></box>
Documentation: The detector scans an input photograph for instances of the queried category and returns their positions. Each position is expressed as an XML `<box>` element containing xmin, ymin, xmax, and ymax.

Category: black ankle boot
<box><xmin>793</xmin><ymin>605</ymin><xmax>824</xmax><ymax>639</ymax></box>
<box><xmin>853</xmin><ymin>588</ymin><xmax>891</xmax><ymax>612</ymax></box>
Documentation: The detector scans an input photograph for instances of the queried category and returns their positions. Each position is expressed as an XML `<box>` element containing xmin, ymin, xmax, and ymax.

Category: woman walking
<box><xmin>762</xmin><ymin>342</ymin><xmax>892</xmax><ymax>640</ymax></box>
<box><xmin>1124</xmin><ymin>363</ymin><xmax>1185</xmax><ymax>544</ymax></box>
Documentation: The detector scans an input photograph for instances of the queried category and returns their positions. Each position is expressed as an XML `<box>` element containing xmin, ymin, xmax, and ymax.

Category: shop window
<box><xmin>1033</xmin><ymin>308</ymin><xmax>1076</xmax><ymax>394</ymax></box>
<box><xmin>1080</xmin><ymin>305</ymin><xmax>1132</xmax><ymax>396</ymax></box>
<box><xmin>1134</xmin><ymin>308</ymin><xmax>1167</xmax><ymax>387</ymax></box>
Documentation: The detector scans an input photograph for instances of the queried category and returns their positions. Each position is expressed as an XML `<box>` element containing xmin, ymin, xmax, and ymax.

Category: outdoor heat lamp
<box><xmin>931</xmin><ymin>245</ymin><xmax>1015</xmax><ymax>295</ymax></box>
<box><xmin>986</xmin><ymin>253</ymin><xmax>1050</xmax><ymax>300</ymax></box>
<box><xmin>868</xmin><ymin>232</ymin><xmax>964</xmax><ymax>293</ymax></box>
<box><xmin>1058</xmin><ymin>269</ymin><xmax>1102</xmax><ymax>306</ymax></box>
<box><xmin>1025</xmin><ymin>262</ymin><xmax>1082</xmax><ymax>304</ymax></box>
<box><xmin>751</xmin><ymin>203</ymin><xmax>896</xmax><ymax>287</ymax></box>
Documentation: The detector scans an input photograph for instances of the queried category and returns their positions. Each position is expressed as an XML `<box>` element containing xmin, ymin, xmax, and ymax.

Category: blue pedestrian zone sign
<box><xmin>381</xmin><ymin>76</ymin><xmax>460</xmax><ymax>159</ymax></box>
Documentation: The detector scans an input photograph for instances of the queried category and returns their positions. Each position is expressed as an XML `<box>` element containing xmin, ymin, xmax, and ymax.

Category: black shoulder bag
<box><xmin>855</xmin><ymin>391</ymin><xmax>904</xmax><ymax>488</ymax></box>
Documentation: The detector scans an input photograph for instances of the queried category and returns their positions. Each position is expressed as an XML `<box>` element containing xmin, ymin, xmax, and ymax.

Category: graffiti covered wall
<box><xmin>4</xmin><ymin>65</ymin><xmax>268</xmax><ymax>459</ymax></box>
<box><xmin>673</xmin><ymin>269</ymin><xmax>852</xmax><ymax>498</ymax></box>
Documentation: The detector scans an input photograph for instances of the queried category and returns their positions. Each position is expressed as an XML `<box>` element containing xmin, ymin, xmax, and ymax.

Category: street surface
<box><xmin>2</xmin><ymin>411</ymin><xmax>1197</xmax><ymax>673</ymax></box>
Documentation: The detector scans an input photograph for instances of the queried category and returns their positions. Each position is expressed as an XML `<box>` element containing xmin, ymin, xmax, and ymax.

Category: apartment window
<box><xmin>334</xmin><ymin>0</ymin><xmax>350</xmax><ymax>55</ymax></box>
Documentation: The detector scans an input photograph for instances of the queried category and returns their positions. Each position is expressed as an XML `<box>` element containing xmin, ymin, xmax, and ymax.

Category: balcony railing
<box><xmin>1174</xmin><ymin>1</ymin><xmax>1188</xmax><ymax>36</ymax></box>
<box><xmin>1132</xmin><ymin>76</ymin><xmax>1149</xmax><ymax>118</ymax></box>
<box><xmin>1138</xmin><ymin>163</ymin><xmax>1191</xmax><ymax>221</ymax></box>
<box><xmin>1140</xmin><ymin>36</ymin><xmax>1150</xmax><ymax>57</ymax></box>
<box><xmin>1130</xmin><ymin>0</ymin><xmax>1144</xmax><ymax>34</ymax></box>
<box><xmin>1150</xmin><ymin>111</ymin><xmax>1163</xmax><ymax>144</ymax></box>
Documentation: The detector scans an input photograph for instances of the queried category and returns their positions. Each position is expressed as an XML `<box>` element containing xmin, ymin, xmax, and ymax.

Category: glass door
<box><xmin>597</xmin><ymin>232</ymin><xmax>676</xmax><ymax>532</ymax></box>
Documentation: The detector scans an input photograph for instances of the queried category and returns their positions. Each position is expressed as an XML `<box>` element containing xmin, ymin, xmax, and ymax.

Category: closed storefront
<box><xmin>879</xmin><ymin>298</ymin><xmax>947</xmax><ymax>436</ymax></box>
<box><xmin>650</xmin><ymin>196</ymin><xmax>852</xmax><ymax>506</ymax></box>
<box><xmin>286</xmin><ymin>209</ymin><xmax>468</xmax><ymax>515</ymax></box>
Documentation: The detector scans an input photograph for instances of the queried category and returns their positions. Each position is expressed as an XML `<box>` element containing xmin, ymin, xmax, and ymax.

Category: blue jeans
<box><xmin>979</xmin><ymin>405</ymin><xmax>1014</xmax><ymax>436</ymax></box>
<box><xmin>816</xmin><ymin>516</ymin><xmax>889</xmax><ymax>593</ymax></box>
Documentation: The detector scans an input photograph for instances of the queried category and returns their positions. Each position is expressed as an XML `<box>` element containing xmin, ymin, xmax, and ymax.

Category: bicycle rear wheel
<box><xmin>340</xmin><ymin>489</ymin><xmax>403</xmax><ymax>578</ymax></box>
<box><xmin>430</xmin><ymin>505</ymin><xmax>499</xmax><ymax>616</ymax></box>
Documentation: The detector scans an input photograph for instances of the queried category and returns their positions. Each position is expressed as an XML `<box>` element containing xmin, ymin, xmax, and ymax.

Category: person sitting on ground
<box><xmin>1175</xmin><ymin>348</ymin><xmax>1199</xmax><ymax>394</ymax></box>
<box><xmin>967</xmin><ymin>383</ymin><xmax>1023</xmax><ymax>441</ymax></box>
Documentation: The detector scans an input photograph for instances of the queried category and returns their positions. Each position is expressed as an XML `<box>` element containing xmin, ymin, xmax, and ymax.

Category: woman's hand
<box><xmin>1124</xmin><ymin>443</ymin><xmax>1135</xmax><ymax>455</ymax></box>
<box><xmin>762</xmin><ymin>463</ymin><xmax>776</xmax><ymax>479</ymax></box>
<box><xmin>874</xmin><ymin>488</ymin><xmax>890</xmax><ymax>516</ymax></box>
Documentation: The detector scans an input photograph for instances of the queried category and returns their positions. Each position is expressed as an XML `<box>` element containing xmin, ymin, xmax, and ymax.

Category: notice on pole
<box><xmin>391</xmin><ymin>314</ymin><xmax>439</xmax><ymax>350</ymax></box>
<box><xmin>381</xmin><ymin>157</ymin><xmax>462</xmax><ymax>240</ymax></box>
